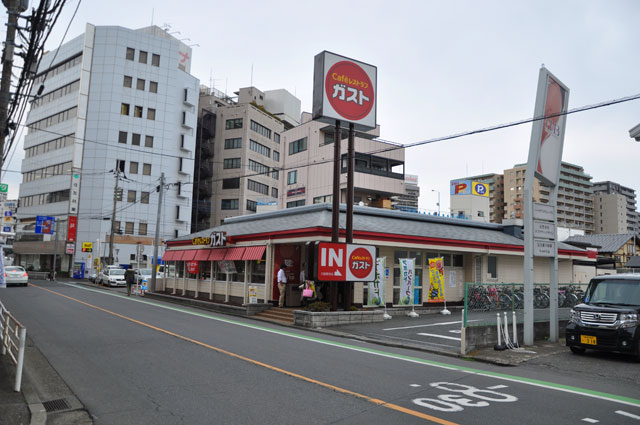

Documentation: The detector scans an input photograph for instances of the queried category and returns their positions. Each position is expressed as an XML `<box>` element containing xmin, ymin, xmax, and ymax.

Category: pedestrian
<box><xmin>124</xmin><ymin>268</ymin><xmax>135</xmax><ymax>297</ymax></box>
<box><xmin>277</xmin><ymin>264</ymin><xmax>287</xmax><ymax>308</ymax></box>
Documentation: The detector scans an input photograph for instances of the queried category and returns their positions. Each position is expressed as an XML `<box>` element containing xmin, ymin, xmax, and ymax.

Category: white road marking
<box><xmin>616</xmin><ymin>410</ymin><xmax>640</xmax><ymax>420</ymax></box>
<box><xmin>410</xmin><ymin>384</ymin><xmax>421</xmax><ymax>387</ymax></box>
<box><xmin>449</xmin><ymin>330</ymin><xmax>461</xmax><ymax>334</ymax></box>
<box><xmin>55</xmin><ymin>281</ymin><xmax>640</xmax><ymax>409</ymax></box>
<box><xmin>383</xmin><ymin>320</ymin><xmax>478</xmax><ymax>331</ymax></box>
<box><xmin>487</xmin><ymin>385</ymin><xmax>508</xmax><ymax>390</ymax></box>
<box><xmin>417</xmin><ymin>333</ymin><xmax>461</xmax><ymax>341</ymax></box>
<box><xmin>581</xmin><ymin>418</ymin><xmax>599</xmax><ymax>423</ymax></box>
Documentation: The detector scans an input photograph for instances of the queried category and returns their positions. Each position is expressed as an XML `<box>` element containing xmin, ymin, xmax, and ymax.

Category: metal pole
<box><xmin>331</xmin><ymin>120</ymin><xmax>341</xmax><ymax>243</ymax></box>
<box><xmin>346</xmin><ymin>123</ymin><xmax>354</xmax><ymax>243</ymax></box>
<box><xmin>108</xmin><ymin>169</ymin><xmax>120</xmax><ymax>265</ymax></box>
<box><xmin>52</xmin><ymin>219</ymin><xmax>59</xmax><ymax>281</ymax></box>
<box><xmin>0</xmin><ymin>1</ymin><xmax>22</xmax><ymax>173</ymax></box>
<box><xmin>549</xmin><ymin>184</ymin><xmax>559</xmax><ymax>342</ymax></box>
<box><xmin>150</xmin><ymin>172</ymin><xmax>164</xmax><ymax>293</ymax></box>
<box><xmin>14</xmin><ymin>327</ymin><xmax>26</xmax><ymax>392</ymax></box>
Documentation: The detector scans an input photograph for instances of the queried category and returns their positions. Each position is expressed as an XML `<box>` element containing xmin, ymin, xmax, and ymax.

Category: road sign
<box><xmin>533</xmin><ymin>202</ymin><xmax>555</xmax><ymax>221</ymax></box>
<box><xmin>0</xmin><ymin>183</ymin><xmax>7</xmax><ymax>193</ymax></box>
<box><xmin>533</xmin><ymin>239</ymin><xmax>555</xmax><ymax>257</ymax></box>
<box><xmin>66</xmin><ymin>243</ymin><xmax>75</xmax><ymax>255</ymax></box>
<box><xmin>35</xmin><ymin>216</ymin><xmax>55</xmax><ymax>234</ymax></box>
<box><xmin>533</xmin><ymin>220</ymin><xmax>555</xmax><ymax>239</ymax></box>
<box><xmin>82</xmin><ymin>242</ymin><xmax>93</xmax><ymax>252</ymax></box>
<box><xmin>316</xmin><ymin>242</ymin><xmax>376</xmax><ymax>282</ymax></box>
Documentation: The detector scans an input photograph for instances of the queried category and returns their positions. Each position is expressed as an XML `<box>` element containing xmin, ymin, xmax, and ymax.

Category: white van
<box><xmin>157</xmin><ymin>264</ymin><xmax>175</xmax><ymax>278</ymax></box>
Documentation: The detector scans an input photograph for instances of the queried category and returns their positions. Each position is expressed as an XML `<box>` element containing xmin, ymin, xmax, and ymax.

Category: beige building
<box><xmin>280</xmin><ymin>113</ymin><xmax>406</xmax><ymax>209</ymax></box>
<box><xmin>592</xmin><ymin>181</ymin><xmax>638</xmax><ymax>235</ymax></box>
<box><xmin>454</xmin><ymin>173</ymin><xmax>504</xmax><ymax>223</ymax></box>
<box><xmin>593</xmin><ymin>193</ymin><xmax>628</xmax><ymax>234</ymax></box>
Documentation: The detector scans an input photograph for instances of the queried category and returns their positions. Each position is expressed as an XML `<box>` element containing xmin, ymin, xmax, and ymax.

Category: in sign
<box><xmin>316</xmin><ymin>242</ymin><xmax>376</xmax><ymax>282</ymax></box>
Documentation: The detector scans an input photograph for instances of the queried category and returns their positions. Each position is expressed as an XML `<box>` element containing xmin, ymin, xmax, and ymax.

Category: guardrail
<box><xmin>1</xmin><ymin>299</ymin><xmax>27</xmax><ymax>392</ymax></box>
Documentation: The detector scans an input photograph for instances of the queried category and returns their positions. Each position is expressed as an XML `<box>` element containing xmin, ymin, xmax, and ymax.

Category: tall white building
<box><xmin>14</xmin><ymin>24</ymin><xmax>199</xmax><ymax>274</ymax></box>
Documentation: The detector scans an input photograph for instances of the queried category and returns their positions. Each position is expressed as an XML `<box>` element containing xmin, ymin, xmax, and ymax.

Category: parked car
<box><xmin>566</xmin><ymin>274</ymin><xmax>640</xmax><ymax>361</ymax></box>
<box><xmin>5</xmin><ymin>266</ymin><xmax>28</xmax><ymax>287</ymax></box>
<box><xmin>99</xmin><ymin>268</ymin><xmax>126</xmax><ymax>287</ymax></box>
<box><xmin>88</xmin><ymin>272</ymin><xmax>97</xmax><ymax>283</ymax></box>
<box><xmin>134</xmin><ymin>268</ymin><xmax>153</xmax><ymax>284</ymax></box>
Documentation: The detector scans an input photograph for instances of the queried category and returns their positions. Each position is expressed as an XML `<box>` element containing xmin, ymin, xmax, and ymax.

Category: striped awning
<box><xmin>208</xmin><ymin>248</ymin><xmax>227</xmax><ymax>261</ymax></box>
<box><xmin>162</xmin><ymin>251</ymin><xmax>177</xmax><ymax>261</ymax></box>
<box><xmin>242</xmin><ymin>245</ymin><xmax>266</xmax><ymax>261</ymax></box>
<box><xmin>178</xmin><ymin>250</ymin><xmax>198</xmax><ymax>261</ymax></box>
<box><xmin>193</xmin><ymin>250</ymin><xmax>210</xmax><ymax>261</ymax></box>
<box><xmin>224</xmin><ymin>247</ymin><xmax>246</xmax><ymax>261</ymax></box>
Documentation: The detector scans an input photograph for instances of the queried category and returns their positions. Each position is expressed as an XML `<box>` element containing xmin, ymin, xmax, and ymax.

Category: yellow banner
<box><xmin>428</xmin><ymin>258</ymin><xmax>445</xmax><ymax>303</ymax></box>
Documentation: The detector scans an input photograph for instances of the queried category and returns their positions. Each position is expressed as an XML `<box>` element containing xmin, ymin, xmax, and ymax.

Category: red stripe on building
<box><xmin>242</xmin><ymin>245</ymin><xmax>266</xmax><ymax>261</ymax></box>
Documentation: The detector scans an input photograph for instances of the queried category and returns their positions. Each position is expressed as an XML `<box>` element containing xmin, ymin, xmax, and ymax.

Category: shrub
<box><xmin>305</xmin><ymin>301</ymin><xmax>330</xmax><ymax>312</ymax></box>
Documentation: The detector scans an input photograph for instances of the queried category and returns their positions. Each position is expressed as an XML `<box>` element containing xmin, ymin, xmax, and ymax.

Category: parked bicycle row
<box><xmin>465</xmin><ymin>283</ymin><xmax>586</xmax><ymax>312</ymax></box>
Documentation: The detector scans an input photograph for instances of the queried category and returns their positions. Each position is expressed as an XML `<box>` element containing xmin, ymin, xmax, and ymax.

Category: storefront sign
<box><xmin>66</xmin><ymin>243</ymin><xmax>75</xmax><ymax>255</ymax></box>
<box><xmin>399</xmin><ymin>258</ymin><xmax>414</xmax><ymax>305</ymax></box>
<box><xmin>192</xmin><ymin>236</ymin><xmax>211</xmax><ymax>246</ymax></box>
<box><xmin>450</xmin><ymin>180</ymin><xmax>489</xmax><ymax>197</ymax></box>
<box><xmin>367</xmin><ymin>257</ymin><xmax>385</xmax><ymax>306</ymax></box>
<box><xmin>316</xmin><ymin>242</ymin><xmax>376</xmax><ymax>282</ymax></box>
<box><xmin>82</xmin><ymin>242</ymin><xmax>93</xmax><ymax>252</ymax></box>
<box><xmin>218</xmin><ymin>260</ymin><xmax>237</xmax><ymax>274</ymax></box>
<box><xmin>428</xmin><ymin>258</ymin><xmax>445</xmax><ymax>303</ymax></box>
<box><xmin>67</xmin><ymin>216</ymin><xmax>77</xmax><ymax>242</ymax></box>
<box><xmin>287</xmin><ymin>187</ymin><xmax>306</xmax><ymax>197</ymax></box>
<box><xmin>192</xmin><ymin>231</ymin><xmax>228</xmax><ymax>247</ymax></box>
<box><xmin>186</xmin><ymin>261</ymin><xmax>199</xmax><ymax>274</ymax></box>
<box><xmin>248</xmin><ymin>286</ymin><xmax>258</xmax><ymax>304</ymax></box>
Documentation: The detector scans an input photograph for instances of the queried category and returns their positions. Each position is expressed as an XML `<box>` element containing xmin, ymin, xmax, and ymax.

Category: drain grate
<box><xmin>42</xmin><ymin>398</ymin><xmax>71</xmax><ymax>412</ymax></box>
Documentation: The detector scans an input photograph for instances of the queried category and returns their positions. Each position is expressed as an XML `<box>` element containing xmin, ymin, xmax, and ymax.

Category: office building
<box><xmin>592</xmin><ymin>181</ymin><xmax>639</xmax><ymax>235</ymax></box>
<box><xmin>14</xmin><ymin>24</ymin><xmax>199</xmax><ymax>274</ymax></box>
<box><xmin>452</xmin><ymin>173</ymin><xmax>504</xmax><ymax>223</ymax></box>
<box><xmin>393</xmin><ymin>174</ymin><xmax>420</xmax><ymax>212</ymax></box>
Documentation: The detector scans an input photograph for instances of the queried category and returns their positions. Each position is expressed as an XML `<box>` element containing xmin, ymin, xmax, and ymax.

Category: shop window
<box><xmin>488</xmin><ymin>256</ymin><xmax>498</xmax><ymax>279</ymax></box>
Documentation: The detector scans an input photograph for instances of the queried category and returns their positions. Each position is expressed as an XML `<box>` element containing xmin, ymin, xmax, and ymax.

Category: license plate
<box><xmin>580</xmin><ymin>335</ymin><xmax>597</xmax><ymax>345</ymax></box>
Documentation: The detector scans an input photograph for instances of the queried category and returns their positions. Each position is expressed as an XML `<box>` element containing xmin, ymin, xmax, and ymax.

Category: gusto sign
<box><xmin>316</xmin><ymin>242</ymin><xmax>376</xmax><ymax>282</ymax></box>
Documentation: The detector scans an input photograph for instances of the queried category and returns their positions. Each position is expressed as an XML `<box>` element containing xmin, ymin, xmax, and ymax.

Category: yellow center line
<box><xmin>30</xmin><ymin>283</ymin><xmax>458</xmax><ymax>424</ymax></box>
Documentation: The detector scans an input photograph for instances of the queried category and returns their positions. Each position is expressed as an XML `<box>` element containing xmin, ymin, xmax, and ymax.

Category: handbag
<box><xmin>302</xmin><ymin>283</ymin><xmax>313</xmax><ymax>298</ymax></box>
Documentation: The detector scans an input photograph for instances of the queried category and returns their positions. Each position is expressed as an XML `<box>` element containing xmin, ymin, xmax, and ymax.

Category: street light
<box><xmin>431</xmin><ymin>189</ymin><xmax>440</xmax><ymax>216</ymax></box>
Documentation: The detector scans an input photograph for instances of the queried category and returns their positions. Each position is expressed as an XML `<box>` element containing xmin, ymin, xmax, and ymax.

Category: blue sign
<box><xmin>2</xmin><ymin>226</ymin><xmax>11</xmax><ymax>232</ymax></box>
<box><xmin>73</xmin><ymin>262</ymin><xmax>85</xmax><ymax>279</ymax></box>
<box><xmin>4</xmin><ymin>211</ymin><xmax>12</xmax><ymax>217</ymax></box>
<box><xmin>35</xmin><ymin>216</ymin><xmax>55</xmax><ymax>234</ymax></box>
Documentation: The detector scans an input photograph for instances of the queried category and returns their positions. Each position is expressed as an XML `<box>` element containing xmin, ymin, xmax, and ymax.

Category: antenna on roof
<box><xmin>151</xmin><ymin>8</ymin><xmax>154</xmax><ymax>25</ymax></box>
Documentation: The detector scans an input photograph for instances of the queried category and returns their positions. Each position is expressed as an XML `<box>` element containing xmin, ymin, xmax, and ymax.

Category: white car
<box><xmin>5</xmin><ymin>266</ymin><xmax>28</xmax><ymax>287</ymax></box>
<box><xmin>99</xmin><ymin>268</ymin><xmax>126</xmax><ymax>287</ymax></box>
<box><xmin>134</xmin><ymin>268</ymin><xmax>153</xmax><ymax>284</ymax></box>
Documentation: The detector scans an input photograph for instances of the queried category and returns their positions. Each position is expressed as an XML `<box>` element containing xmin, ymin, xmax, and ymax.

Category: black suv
<box><xmin>566</xmin><ymin>274</ymin><xmax>640</xmax><ymax>361</ymax></box>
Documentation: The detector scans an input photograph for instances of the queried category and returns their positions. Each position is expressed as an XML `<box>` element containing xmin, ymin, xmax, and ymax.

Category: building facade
<box><xmin>393</xmin><ymin>174</ymin><xmax>420</xmax><ymax>212</ymax></box>
<box><xmin>455</xmin><ymin>173</ymin><xmax>504</xmax><ymax>223</ymax></box>
<box><xmin>15</xmin><ymin>24</ymin><xmax>199</xmax><ymax>274</ymax></box>
<box><xmin>592</xmin><ymin>181</ymin><xmax>639</xmax><ymax>235</ymax></box>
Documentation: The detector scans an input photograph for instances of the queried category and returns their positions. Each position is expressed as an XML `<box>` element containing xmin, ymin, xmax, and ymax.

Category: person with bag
<box><xmin>299</xmin><ymin>280</ymin><xmax>315</xmax><ymax>307</ymax></box>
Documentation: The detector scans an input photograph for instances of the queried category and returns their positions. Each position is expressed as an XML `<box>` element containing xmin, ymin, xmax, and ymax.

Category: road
<box><xmin>1</xmin><ymin>280</ymin><xmax>639</xmax><ymax>425</ymax></box>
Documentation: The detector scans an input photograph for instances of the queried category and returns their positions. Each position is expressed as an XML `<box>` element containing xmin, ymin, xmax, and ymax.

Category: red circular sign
<box><xmin>325</xmin><ymin>61</ymin><xmax>374</xmax><ymax>121</ymax></box>
<box><xmin>349</xmin><ymin>247</ymin><xmax>374</xmax><ymax>280</ymax></box>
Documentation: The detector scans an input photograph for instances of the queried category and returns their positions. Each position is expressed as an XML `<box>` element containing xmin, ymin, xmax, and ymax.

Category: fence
<box><xmin>1</xmin><ymin>299</ymin><xmax>27</xmax><ymax>392</ymax></box>
<box><xmin>463</xmin><ymin>282</ymin><xmax>589</xmax><ymax>327</ymax></box>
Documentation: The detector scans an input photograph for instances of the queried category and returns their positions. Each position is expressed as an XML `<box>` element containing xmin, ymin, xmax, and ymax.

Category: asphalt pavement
<box><xmin>1</xmin><ymin>279</ymin><xmax>639</xmax><ymax>425</ymax></box>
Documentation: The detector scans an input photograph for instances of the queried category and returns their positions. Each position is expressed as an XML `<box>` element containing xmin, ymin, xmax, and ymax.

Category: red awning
<box><xmin>194</xmin><ymin>250</ymin><xmax>211</xmax><ymax>261</ymax></box>
<box><xmin>242</xmin><ymin>245</ymin><xmax>266</xmax><ymax>261</ymax></box>
<box><xmin>208</xmin><ymin>248</ymin><xmax>227</xmax><ymax>261</ymax></box>
<box><xmin>224</xmin><ymin>247</ymin><xmax>246</xmax><ymax>261</ymax></box>
<box><xmin>179</xmin><ymin>250</ymin><xmax>198</xmax><ymax>261</ymax></box>
<box><xmin>162</xmin><ymin>251</ymin><xmax>176</xmax><ymax>261</ymax></box>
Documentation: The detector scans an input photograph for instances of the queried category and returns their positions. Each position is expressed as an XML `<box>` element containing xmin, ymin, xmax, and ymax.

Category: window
<box><xmin>287</xmin><ymin>200</ymin><xmax>306</xmax><ymax>208</ymax></box>
<box><xmin>488</xmin><ymin>256</ymin><xmax>497</xmax><ymax>279</ymax></box>
<box><xmin>313</xmin><ymin>195</ymin><xmax>332</xmax><ymax>204</ymax></box>
<box><xmin>121</xmin><ymin>103</ymin><xmax>130</xmax><ymax>115</ymax></box>
<box><xmin>138</xmin><ymin>223</ymin><xmax>147</xmax><ymax>236</ymax></box>
<box><xmin>246</xmin><ymin>199</ymin><xmax>257</xmax><ymax>212</ymax></box>
<box><xmin>131</xmin><ymin>133</ymin><xmax>141</xmax><ymax>146</ymax></box>
<box><xmin>289</xmin><ymin>137</ymin><xmax>307</xmax><ymax>155</ymax></box>
<box><xmin>141</xmin><ymin>191</ymin><xmax>149</xmax><ymax>204</ymax></box>
<box><xmin>143</xmin><ymin>163</ymin><xmax>151</xmax><ymax>175</ymax></box>
<box><xmin>222</xmin><ymin>178</ymin><xmax>240</xmax><ymax>189</ymax></box>
<box><xmin>250</xmin><ymin>120</ymin><xmax>271</xmax><ymax>139</ymax></box>
<box><xmin>114</xmin><ymin>221</ymin><xmax>121</xmax><ymax>233</ymax></box>
<box><xmin>225</xmin><ymin>118</ymin><xmax>243</xmax><ymax>129</ymax></box>
<box><xmin>125</xmin><ymin>222</ymin><xmax>134</xmax><ymax>235</ymax></box>
<box><xmin>145</xmin><ymin>135</ymin><xmax>153</xmax><ymax>148</ymax></box>
<box><xmin>274</xmin><ymin>133</ymin><xmax>280</xmax><ymax>144</ymax></box>
<box><xmin>129</xmin><ymin>161</ymin><xmax>138</xmax><ymax>174</ymax></box>
<box><xmin>127</xmin><ymin>190</ymin><xmax>136</xmax><ymax>203</ymax></box>
<box><xmin>151</xmin><ymin>54</ymin><xmax>160</xmax><ymax>67</ymax></box>
<box><xmin>139</xmin><ymin>50</ymin><xmax>148</xmax><ymax>64</ymax></box>
<box><xmin>321</xmin><ymin>132</ymin><xmax>334</xmax><ymax>146</ymax></box>
<box><xmin>123</xmin><ymin>76</ymin><xmax>132</xmax><ymax>88</ymax></box>
<box><xmin>118</xmin><ymin>131</ymin><xmax>127</xmax><ymax>144</ymax></box>
<box><xmin>126</xmin><ymin>48</ymin><xmax>134</xmax><ymax>60</ymax></box>
<box><xmin>273</xmin><ymin>151</ymin><xmax>280</xmax><ymax>162</ymax></box>
<box><xmin>271</xmin><ymin>187</ymin><xmax>278</xmax><ymax>198</ymax></box>
<box><xmin>116</xmin><ymin>159</ymin><xmax>125</xmax><ymax>173</ymax></box>
<box><xmin>248</xmin><ymin>159</ymin><xmax>269</xmax><ymax>175</ymax></box>
<box><xmin>136</xmin><ymin>78</ymin><xmax>145</xmax><ymax>90</ymax></box>
<box><xmin>247</xmin><ymin>179</ymin><xmax>269</xmax><ymax>195</ymax></box>
<box><xmin>271</xmin><ymin>169</ymin><xmax>279</xmax><ymax>180</ymax></box>
<box><xmin>147</xmin><ymin>108</ymin><xmax>156</xmax><ymax>120</ymax></box>
<box><xmin>149</xmin><ymin>81</ymin><xmax>158</xmax><ymax>93</ymax></box>
<box><xmin>134</xmin><ymin>105</ymin><xmax>143</xmax><ymax>118</ymax></box>
<box><xmin>223</xmin><ymin>158</ymin><xmax>241</xmax><ymax>169</ymax></box>
<box><xmin>249</xmin><ymin>140</ymin><xmax>270</xmax><ymax>157</ymax></box>
<box><xmin>453</xmin><ymin>254</ymin><xmax>464</xmax><ymax>268</ymax></box>
<box><xmin>221</xmin><ymin>199</ymin><xmax>239</xmax><ymax>210</ymax></box>
<box><xmin>287</xmin><ymin>170</ymin><xmax>297</xmax><ymax>185</ymax></box>
<box><xmin>224</xmin><ymin>138</ymin><xmax>242</xmax><ymax>149</ymax></box>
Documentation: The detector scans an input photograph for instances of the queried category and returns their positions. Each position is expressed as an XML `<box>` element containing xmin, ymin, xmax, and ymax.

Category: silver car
<box><xmin>99</xmin><ymin>268</ymin><xmax>126</xmax><ymax>287</ymax></box>
<box><xmin>5</xmin><ymin>266</ymin><xmax>28</xmax><ymax>287</ymax></box>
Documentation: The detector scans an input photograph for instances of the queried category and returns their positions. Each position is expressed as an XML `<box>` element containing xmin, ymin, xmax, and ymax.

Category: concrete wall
<box><xmin>462</xmin><ymin>320</ymin><xmax>568</xmax><ymax>354</ymax></box>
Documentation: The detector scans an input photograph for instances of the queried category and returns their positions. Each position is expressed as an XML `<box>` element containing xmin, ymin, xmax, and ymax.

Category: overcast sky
<box><xmin>2</xmin><ymin>0</ymin><xmax>639</xmax><ymax>213</ymax></box>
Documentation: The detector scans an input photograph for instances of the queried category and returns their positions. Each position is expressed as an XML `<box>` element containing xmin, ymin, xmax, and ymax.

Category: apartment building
<box><xmin>199</xmin><ymin>86</ymin><xmax>301</xmax><ymax>226</ymax></box>
<box><xmin>393</xmin><ymin>174</ymin><xmax>420</xmax><ymax>212</ymax></box>
<box><xmin>280</xmin><ymin>113</ymin><xmax>406</xmax><ymax>209</ymax></box>
<box><xmin>592</xmin><ymin>181</ymin><xmax>639</xmax><ymax>235</ymax></box>
<box><xmin>14</xmin><ymin>24</ymin><xmax>199</xmax><ymax>274</ymax></box>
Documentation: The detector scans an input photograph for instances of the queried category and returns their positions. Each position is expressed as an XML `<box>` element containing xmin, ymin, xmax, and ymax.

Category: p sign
<box><xmin>316</xmin><ymin>242</ymin><xmax>376</xmax><ymax>282</ymax></box>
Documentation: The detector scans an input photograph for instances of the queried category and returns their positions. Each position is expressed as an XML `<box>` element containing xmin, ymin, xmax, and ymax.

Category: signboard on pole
<box><xmin>398</xmin><ymin>258</ymin><xmax>414</xmax><ymax>305</ymax></box>
<box><xmin>67</xmin><ymin>216</ymin><xmax>77</xmax><ymax>242</ymax></box>
<box><xmin>66</xmin><ymin>243</ymin><xmax>75</xmax><ymax>255</ymax></box>
<box><xmin>533</xmin><ymin>240</ymin><xmax>555</xmax><ymax>257</ymax></box>
<box><xmin>427</xmin><ymin>258</ymin><xmax>445</xmax><ymax>303</ymax></box>
<box><xmin>533</xmin><ymin>202</ymin><xmax>555</xmax><ymax>221</ymax></box>
<box><xmin>316</xmin><ymin>242</ymin><xmax>376</xmax><ymax>282</ymax></box>
<box><xmin>533</xmin><ymin>220</ymin><xmax>555</xmax><ymax>239</ymax></box>
<box><xmin>367</xmin><ymin>257</ymin><xmax>386</xmax><ymax>306</ymax></box>
<box><xmin>312</xmin><ymin>51</ymin><xmax>377</xmax><ymax>131</ymax></box>
<box><xmin>35</xmin><ymin>216</ymin><xmax>55</xmax><ymax>235</ymax></box>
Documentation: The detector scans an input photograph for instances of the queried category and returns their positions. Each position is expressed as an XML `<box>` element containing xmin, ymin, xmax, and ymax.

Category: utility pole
<box><xmin>52</xmin><ymin>218</ymin><xmax>59</xmax><ymax>281</ymax></box>
<box><xmin>0</xmin><ymin>0</ymin><xmax>27</xmax><ymax>173</ymax></box>
<box><xmin>150</xmin><ymin>172</ymin><xmax>164</xmax><ymax>293</ymax></box>
<box><xmin>108</xmin><ymin>168</ymin><xmax>120</xmax><ymax>265</ymax></box>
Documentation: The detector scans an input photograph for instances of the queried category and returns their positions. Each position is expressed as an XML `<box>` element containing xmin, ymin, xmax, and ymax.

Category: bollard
<box><xmin>503</xmin><ymin>312</ymin><xmax>511</xmax><ymax>347</ymax></box>
<box><xmin>494</xmin><ymin>313</ymin><xmax>505</xmax><ymax>350</ymax></box>
<box><xmin>512</xmin><ymin>310</ymin><xmax>519</xmax><ymax>348</ymax></box>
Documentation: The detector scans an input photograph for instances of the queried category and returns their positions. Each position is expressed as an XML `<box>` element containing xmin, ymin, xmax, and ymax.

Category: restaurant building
<box><xmin>159</xmin><ymin>204</ymin><xmax>596</xmax><ymax>307</ymax></box>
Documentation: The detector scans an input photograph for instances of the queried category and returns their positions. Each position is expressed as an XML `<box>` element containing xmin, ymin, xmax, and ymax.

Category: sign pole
<box><xmin>330</xmin><ymin>120</ymin><xmax>341</xmax><ymax>311</ymax></box>
<box><xmin>52</xmin><ymin>218</ymin><xmax>59</xmax><ymax>281</ymax></box>
<box><xmin>549</xmin><ymin>185</ymin><xmax>559</xmax><ymax>342</ymax></box>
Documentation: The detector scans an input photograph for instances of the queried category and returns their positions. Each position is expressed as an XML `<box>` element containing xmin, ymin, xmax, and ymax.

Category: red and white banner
<box><xmin>186</xmin><ymin>261</ymin><xmax>199</xmax><ymax>275</ymax></box>
<box><xmin>67</xmin><ymin>216</ymin><xmax>77</xmax><ymax>242</ymax></box>
<box><xmin>316</xmin><ymin>242</ymin><xmax>376</xmax><ymax>282</ymax></box>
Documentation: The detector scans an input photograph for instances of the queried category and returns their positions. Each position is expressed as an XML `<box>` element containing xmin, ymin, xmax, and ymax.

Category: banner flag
<box><xmin>428</xmin><ymin>257</ymin><xmax>445</xmax><ymax>303</ymax></box>
<box><xmin>399</xmin><ymin>258</ymin><xmax>414</xmax><ymax>305</ymax></box>
<box><xmin>367</xmin><ymin>257</ymin><xmax>385</xmax><ymax>306</ymax></box>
